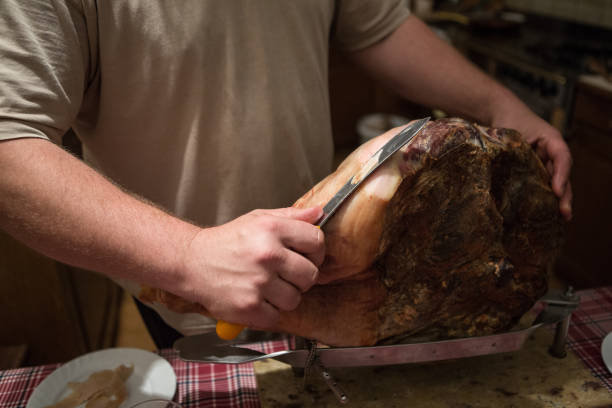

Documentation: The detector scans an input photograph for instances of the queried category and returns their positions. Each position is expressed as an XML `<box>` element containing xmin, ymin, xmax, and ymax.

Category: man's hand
<box><xmin>180</xmin><ymin>206</ymin><xmax>325</xmax><ymax>329</ymax></box>
<box><xmin>492</xmin><ymin>108</ymin><xmax>573</xmax><ymax>221</ymax></box>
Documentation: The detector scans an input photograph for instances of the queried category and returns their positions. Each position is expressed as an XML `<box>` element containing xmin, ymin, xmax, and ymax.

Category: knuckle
<box><xmin>250</xmin><ymin>272</ymin><xmax>271</xmax><ymax>289</ymax></box>
<box><xmin>257</xmin><ymin>216</ymin><xmax>280</xmax><ymax>234</ymax></box>
<box><xmin>237</xmin><ymin>293</ymin><xmax>261</xmax><ymax>313</ymax></box>
<box><xmin>250</xmin><ymin>209</ymin><xmax>267</xmax><ymax>218</ymax></box>
<box><xmin>254</xmin><ymin>245</ymin><xmax>284</xmax><ymax>266</ymax></box>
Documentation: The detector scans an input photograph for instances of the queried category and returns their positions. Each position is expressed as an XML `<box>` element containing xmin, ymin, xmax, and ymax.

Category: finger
<box><xmin>255</xmin><ymin>216</ymin><xmax>325</xmax><ymax>267</ymax></box>
<box><xmin>258</xmin><ymin>206</ymin><xmax>325</xmax><ymax>263</ymax></box>
<box><xmin>535</xmin><ymin>143</ymin><xmax>549</xmax><ymax>163</ymax></box>
<box><xmin>277</xmin><ymin>249</ymin><xmax>320</xmax><ymax>292</ymax></box>
<box><xmin>247</xmin><ymin>301</ymin><xmax>282</xmax><ymax>331</ymax></box>
<box><xmin>260</xmin><ymin>206</ymin><xmax>323</xmax><ymax>224</ymax></box>
<box><xmin>253</xmin><ymin>208</ymin><xmax>326</xmax><ymax>266</ymax></box>
<box><xmin>549</xmin><ymin>140</ymin><xmax>572</xmax><ymax>199</ymax></box>
<box><xmin>263</xmin><ymin>277</ymin><xmax>302</xmax><ymax>311</ymax></box>
<box><xmin>559</xmin><ymin>182</ymin><xmax>573</xmax><ymax>221</ymax></box>
<box><xmin>238</xmin><ymin>300</ymin><xmax>280</xmax><ymax>330</ymax></box>
<box><xmin>282</xmin><ymin>222</ymin><xmax>325</xmax><ymax>267</ymax></box>
<box><xmin>257</xmin><ymin>210</ymin><xmax>325</xmax><ymax>266</ymax></box>
<box><xmin>546</xmin><ymin>161</ymin><xmax>554</xmax><ymax>177</ymax></box>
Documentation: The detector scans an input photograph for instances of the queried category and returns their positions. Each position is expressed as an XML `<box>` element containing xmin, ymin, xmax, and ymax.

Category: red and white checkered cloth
<box><xmin>160</xmin><ymin>340</ymin><xmax>290</xmax><ymax>408</ymax></box>
<box><xmin>0</xmin><ymin>339</ymin><xmax>291</xmax><ymax>408</ymax></box>
<box><xmin>564</xmin><ymin>286</ymin><xmax>612</xmax><ymax>392</ymax></box>
<box><xmin>0</xmin><ymin>363</ymin><xmax>60</xmax><ymax>408</ymax></box>
<box><xmin>1</xmin><ymin>288</ymin><xmax>611</xmax><ymax>407</ymax></box>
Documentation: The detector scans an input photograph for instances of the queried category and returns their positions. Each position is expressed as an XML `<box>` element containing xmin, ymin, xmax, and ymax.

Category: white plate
<box><xmin>602</xmin><ymin>332</ymin><xmax>612</xmax><ymax>374</ymax></box>
<box><xmin>27</xmin><ymin>348</ymin><xmax>176</xmax><ymax>408</ymax></box>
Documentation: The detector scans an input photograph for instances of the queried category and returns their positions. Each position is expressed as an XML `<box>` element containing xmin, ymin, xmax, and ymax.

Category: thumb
<box><xmin>266</xmin><ymin>206</ymin><xmax>324</xmax><ymax>224</ymax></box>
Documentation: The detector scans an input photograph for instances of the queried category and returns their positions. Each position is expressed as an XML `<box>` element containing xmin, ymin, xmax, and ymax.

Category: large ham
<box><xmin>140</xmin><ymin>118</ymin><xmax>564</xmax><ymax>347</ymax></box>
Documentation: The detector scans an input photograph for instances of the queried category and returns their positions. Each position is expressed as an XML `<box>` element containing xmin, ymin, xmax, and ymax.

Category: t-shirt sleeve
<box><xmin>332</xmin><ymin>0</ymin><xmax>411</xmax><ymax>52</ymax></box>
<box><xmin>0</xmin><ymin>0</ymin><xmax>91</xmax><ymax>144</ymax></box>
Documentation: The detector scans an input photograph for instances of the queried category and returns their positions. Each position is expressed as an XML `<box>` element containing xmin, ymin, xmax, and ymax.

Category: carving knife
<box><xmin>216</xmin><ymin>117</ymin><xmax>431</xmax><ymax>340</ymax></box>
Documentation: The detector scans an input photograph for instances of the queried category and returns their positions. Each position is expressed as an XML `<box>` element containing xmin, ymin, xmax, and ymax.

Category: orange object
<box><xmin>216</xmin><ymin>321</ymin><xmax>244</xmax><ymax>340</ymax></box>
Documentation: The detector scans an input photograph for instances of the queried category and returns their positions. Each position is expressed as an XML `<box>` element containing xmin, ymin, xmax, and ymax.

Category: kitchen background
<box><xmin>1</xmin><ymin>0</ymin><xmax>611</xmax><ymax>368</ymax></box>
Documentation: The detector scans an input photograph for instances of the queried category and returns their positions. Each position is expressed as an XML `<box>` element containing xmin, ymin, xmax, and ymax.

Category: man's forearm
<box><xmin>0</xmin><ymin>137</ymin><xmax>327</xmax><ymax>328</ymax></box>
<box><xmin>0</xmin><ymin>137</ymin><xmax>200</xmax><ymax>296</ymax></box>
<box><xmin>350</xmin><ymin>15</ymin><xmax>528</xmax><ymax>126</ymax></box>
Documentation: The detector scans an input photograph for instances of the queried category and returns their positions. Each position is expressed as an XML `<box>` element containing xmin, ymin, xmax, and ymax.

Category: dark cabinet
<box><xmin>0</xmin><ymin>231</ymin><xmax>122</xmax><ymax>365</ymax></box>
<box><xmin>556</xmin><ymin>80</ymin><xmax>612</xmax><ymax>289</ymax></box>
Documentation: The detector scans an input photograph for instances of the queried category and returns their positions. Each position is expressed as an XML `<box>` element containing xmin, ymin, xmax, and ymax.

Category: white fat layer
<box><xmin>353</xmin><ymin>149</ymin><xmax>383</xmax><ymax>184</ymax></box>
<box><xmin>361</xmin><ymin>154</ymin><xmax>403</xmax><ymax>201</ymax></box>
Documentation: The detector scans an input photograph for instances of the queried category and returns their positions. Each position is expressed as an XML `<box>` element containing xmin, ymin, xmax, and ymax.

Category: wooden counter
<box><xmin>255</xmin><ymin>329</ymin><xmax>612</xmax><ymax>407</ymax></box>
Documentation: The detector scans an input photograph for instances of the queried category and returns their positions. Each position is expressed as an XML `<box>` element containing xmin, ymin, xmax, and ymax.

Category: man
<box><xmin>0</xmin><ymin>1</ymin><xmax>571</xmax><ymax>348</ymax></box>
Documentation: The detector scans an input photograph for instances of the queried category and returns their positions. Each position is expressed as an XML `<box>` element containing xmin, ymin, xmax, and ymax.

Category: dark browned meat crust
<box><xmin>138</xmin><ymin>118</ymin><xmax>564</xmax><ymax>347</ymax></box>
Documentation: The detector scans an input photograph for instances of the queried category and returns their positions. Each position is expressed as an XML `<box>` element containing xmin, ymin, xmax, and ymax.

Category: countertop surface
<box><xmin>255</xmin><ymin>287</ymin><xmax>612</xmax><ymax>407</ymax></box>
<box><xmin>256</xmin><ymin>330</ymin><xmax>611</xmax><ymax>407</ymax></box>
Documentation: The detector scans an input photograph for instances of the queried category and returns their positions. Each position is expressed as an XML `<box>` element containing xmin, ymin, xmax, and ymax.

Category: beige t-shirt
<box><xmin>0</xmin><ymin>0</ymin><xmax>409</xmax><ymax>334</ymax></box>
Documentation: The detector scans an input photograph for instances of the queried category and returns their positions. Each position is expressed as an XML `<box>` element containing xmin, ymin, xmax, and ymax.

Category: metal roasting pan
<box><xmin>175</xmin><ymin>288</ymin><xmax>580</xmax><ymax>367</ymax></box>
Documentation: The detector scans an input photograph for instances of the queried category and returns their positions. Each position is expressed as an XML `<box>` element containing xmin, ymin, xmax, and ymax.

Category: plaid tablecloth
<box><xmin>564</xmin><ymin>286</ymin><xmax>612</xmax><ymax>392</ymax></box>
<box><xmin>161</xmin><ymin>340</ymin><xmax>289</xmax><ymax>407</ymax></box>
<box><xmin>1</xmin><ymin>287</ymin><xmax>611</xmax><ymax>408</ymax></box>
<box><xmin>0</xmin><ymin>339</ymin><xmax>290</xmax><ymax>408</ymax></box>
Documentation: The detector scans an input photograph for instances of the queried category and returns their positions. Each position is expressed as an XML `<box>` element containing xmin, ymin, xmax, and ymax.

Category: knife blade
<box><xmin>215</xmin><ymin>117</ymin><xmax>430</xmax><ymax>340</ymax></box>
<box><xmin>316</xmin><ymin>117</ymin><xmax>430</xmax><ymax>227</ymax></box>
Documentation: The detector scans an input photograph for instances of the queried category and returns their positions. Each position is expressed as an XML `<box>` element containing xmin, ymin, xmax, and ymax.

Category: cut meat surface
<box><xmin>45</xmin><ymin>364</ymin><xmax>133</xmax><ymax>408</ymax></box>
<box><xmin>139</xmin><ymin>118</ymin><xmax>564</xmax><ymax>347</ymax></box>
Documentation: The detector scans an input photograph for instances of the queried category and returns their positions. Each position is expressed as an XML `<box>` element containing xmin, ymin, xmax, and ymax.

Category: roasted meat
<box><xmin>140</xmin><ymin>118</ymin><xmax>564</xmax><ymax>347</ymax></box>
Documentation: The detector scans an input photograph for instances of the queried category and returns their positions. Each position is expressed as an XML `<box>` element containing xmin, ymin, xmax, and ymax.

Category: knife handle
<box><xmin>216</xmin><ymin>320</ymin><xmax>244</xmax><ymax>340</ymax></box>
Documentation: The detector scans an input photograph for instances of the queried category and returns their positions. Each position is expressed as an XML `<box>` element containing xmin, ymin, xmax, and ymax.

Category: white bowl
<box><xmin>601</xmin><ymin>331</ymin><xmax>612</xmax><ymax>374</ymax></box>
